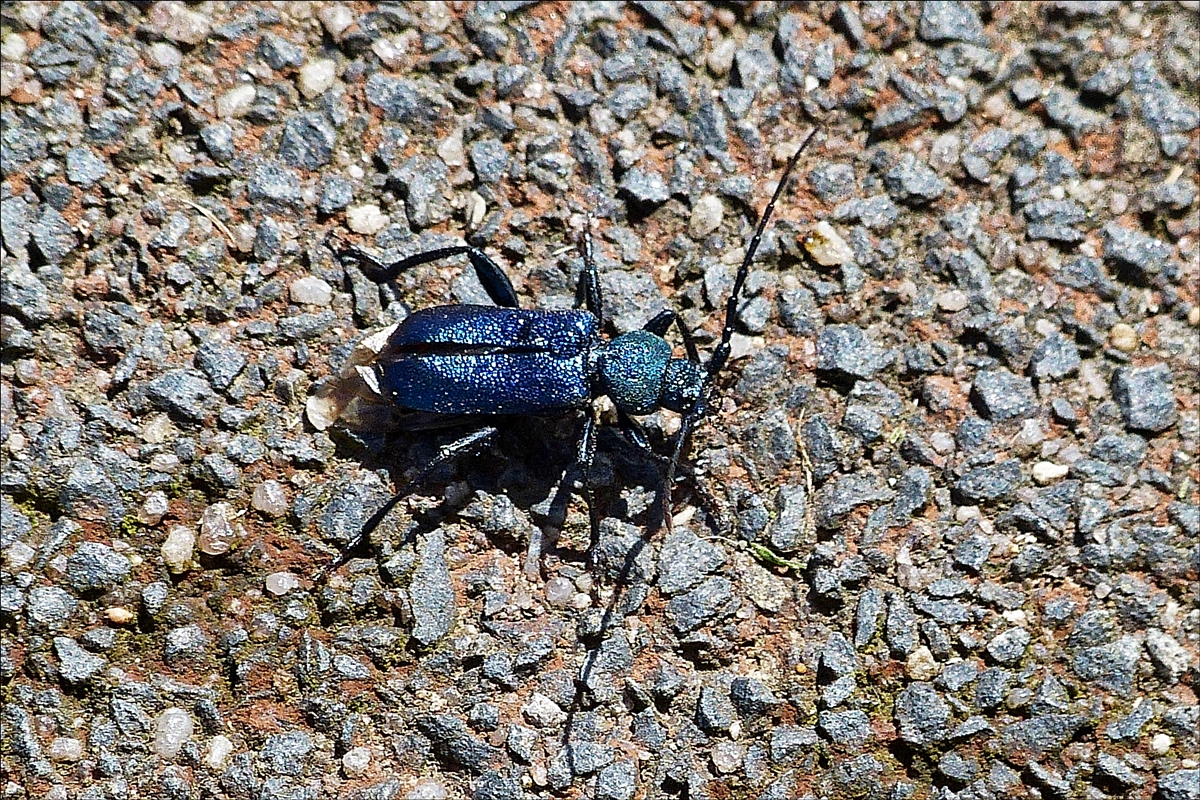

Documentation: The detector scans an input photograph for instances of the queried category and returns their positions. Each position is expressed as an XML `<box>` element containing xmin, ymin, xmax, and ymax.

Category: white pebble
<box><xmin>1</xmin><ymin>32</ymin><xmax>28</xmax><ymax>62</ymax></box>
<box><xmin>346</xmin><ymin>204</ymin><xmax>389</xmax><ymax>235</ymax></box>
<box><xmin>935</xmin><ymin>289</ymin><xmax>970</xmax><ymax>312</ymax></box>
<box><xmin>161</xmin><ymin>526</ymin><xmax>195</xmax><ymax>573</ymax></box>
<box><xmin>523</xmin><ymin>693</ymin><xmax>566</xmax><ymax>727</ymax></box>
<box><xmin>297</xmin><ymin>58</ymin><xmax>336</xmax><ymax>99</ymax></box>
<box><xmin>342</xmin><ymin>746</ymin><xmax>371</xmax><ymax>777</ymax></box>
<box><xmin>216</xmin><ymin>83</ymin><xmax>256</xmax><ymax>119</ymax></box>
<box><xmin>147</xmin><ymin>42</ymin><xmax>182</xmax><ymax>69</ymax></box>
<box><xmin>138</xmin><ymin>490</ymin><xmax>169</xmax><ymax>526</ymax></box>
<box><xmin>802</xmin><ymin>221</ymin><xmax>855</xmax><ymax>266</ymax></box>
<box><xmin>1031</xmin><ymin>461</ymin><xmax>1069</xmax><ymax>485</ymax></box>
<box><xmin>437</xmin><ymin>128</ymin><xmax>466</xmax><ymax>167</ymax></box>
<box><xmin>264</xmin><ymin>571</ymin><xmax>300</xmax><ymax>596</ymax></box>
<box><xmin>1150</xmin><ymin>733</ymin><xmax>1172</xmax><ymax>754</ymax></box>
<box><xmin>1109</xmin><ymin>322</ymin><xmax>1139</xmax><ymax>352</ymax></box>
<box><xmin>688</xmin><ymin>194</ymin><xmax>724</xmax><ymax>238</ymax></box>
<box><xmin>2</xmin><ymin>541</ymin><xmax>36</xmax><ymax>570</ymax></box>
<box><xmin>289</xmin><ymin>275</ymin><xmax>333</xmax><ymax>306</ymax></box>
<box><xmin>406</xmin><ymin>779</ymin><xmax>449</xmax><ymax>800</ymax></box>
<box><xmin>252</xmin><ymin>480</ymin><xmax>288</xmax><ymax>517</ymax></box>
<box><xmin>318</xmin><ymin>5</ymin><xmax>355</xmax><ymax>38</ymax></box>
<box><xmin>198</xmin><ymin>502</ymin><xmax>236</xmax><ymax>556</ymax></box>
<box><xmin>47</xmin><ymin>737</ymin><xmax>84</xmax><ymax>762</ymax></box>
<box><xmin>544</xmin><ymin>577</ymin><xmax>573</xmax><ymax>607</ymax></box>
<box><xmin>153</xmin><ymin>707</ymin><xmax>194</xmax><ymax>759</ymax></box>
<box><xmin>205</xmin><ymin>735</ymin><xmax>234</xmax><ymax>769</ymax></box>
<box><xmin>906</xmin><ymin>646</ymin><xmax>940</xmax><ymax>680</ymax></box>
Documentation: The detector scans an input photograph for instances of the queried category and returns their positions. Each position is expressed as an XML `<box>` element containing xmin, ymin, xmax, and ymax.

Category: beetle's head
<box><xmin>599</xmin><ymin>331</ymin><xmax>705</xmax><ymax>416</ymax></box>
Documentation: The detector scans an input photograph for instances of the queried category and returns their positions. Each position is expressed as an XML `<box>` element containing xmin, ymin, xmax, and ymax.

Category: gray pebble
<box><xmin>1112</xmin><ymin>364</ymin><xmax>1177</xmax><ymax>433</ymax></box>
<box><xmin>66</xmin><ymin>541</ymin><xmax>131</xmax><ymax>593</ymax></box>
<box><xmin>884</xmin><ymin>153</ymin><xmax>946</xmax><ymax>205</ymax></box>
<box><xmin>918</xmin><ymin>1</ymin><xmax>986</xmax><ymax>44</ymax></box>
<box><xmin>657</xmin><ymin>529</ymin><xmax>726</xmax><ymax>596</ymax></box>
<box><xmin>666</xmin><ymin>576</ymin><xmax>736</xmax><ymax>634</ymax></box>
<box><xmin>409</xmin><ymin>530</ymin><xmax>455</xmax><ymax>646</ymax></box>
<box><xmin>696</xmin><ymin>685</ymin><xmax>736</xmax><ymax>734</ymax></box>
<box><xmin>818</xmin><ymin>709</ymin><xmax>872</xmax><ymax>746</ymax></box>
<box><xmin>54</xmin><ymin>636</ymin><xmax>107</xmax><ymax>684</ymax></box>
<box><xmin>163</xmin><ymin>624</ymin><xmax>211</xmax><ymax>666</ymax></box>
<box><xmin>260</xmin><ymin>730</ymin><xmax>312</xmax><ymax>776</ymax></box>
<box><xmin>894</xmin><ymin>682</ymin><xmax>950</xmax><ymax>748</ymax></box>
<box><xmin>817</xmin><ymin>324</ymin><xmax>893</xmax><ymax>380</ymax></box>
<box><xmin>278</xmin><ymin>112</ymin><xmax>335</xmax><ymax>169</ymax></box>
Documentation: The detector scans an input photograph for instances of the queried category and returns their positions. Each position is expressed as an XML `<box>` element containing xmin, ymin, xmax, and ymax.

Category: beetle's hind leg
<box><xmin>317</xmin><ymin>425</ymin><xmax>500</xmax><ymax>581</ymax></box>
<box><xmin>330</xmin><ymin>238</ymin><xmax>521</xmax><ymax>308</ymax></box>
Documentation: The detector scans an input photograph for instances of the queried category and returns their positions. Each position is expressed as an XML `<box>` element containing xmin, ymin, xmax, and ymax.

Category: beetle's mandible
<box><xmin>318</xmin><ymin>130</ymin><xmax>816</xmax><ymax>578</ymax></box>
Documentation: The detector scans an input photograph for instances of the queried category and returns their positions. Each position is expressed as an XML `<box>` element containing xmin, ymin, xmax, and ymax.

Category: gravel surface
<box><xmin>1</xmin><ymin>2</ymin><xmax>1198</xmax><ymax>799</ymax></box>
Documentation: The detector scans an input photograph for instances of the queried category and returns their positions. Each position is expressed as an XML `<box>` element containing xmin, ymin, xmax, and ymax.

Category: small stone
<box><xmin>153</xmin><ymin>708</ymin><xmax>194</xmax><ymax>760</ymax></box>
<box><xmin>1112</xmin><ymin>365</ymin><xmax>1177</xmax><ymax>433</ymax></box>
<box><xmin>298</xmin><ymin>58</ymin><xmax>336</xmax><ymax>98</ymax></box>
<box><xmin>1144</xmin><ymin>629</ymin><xmax>1191</xmax><ymax>684</ymax></box>
<box><xmin>523</xmin><ymin>693</ymin><xmax>566</xmax><ymax>728</ymax></box>
<box><xmin>817</xmin><ymin>325</ymin><xmax>893</xmax><ymax>380</ymax></box>
<box><xmin>689</xmin><ymin>195</ymin><xmax>724</xmax><ymax>238</ymax></box>
<box><xmin>54</xmin><ymin>636</ymin><xmax>106</xmax><ymax>684</ymax></box>
<box><xmin>884</xmin><ymin>153</ymin><xmax>946</xmax><ymax>205</ymax></box>
<box><xmin>342</xmin><ymin>746</ymin><xmax>371</xmax><ymax>777</ymax></box>
<box><xmin>265</xmin><ymin>571</ymin><xmax>300</xmax><ymax>596</ymax></box>
<box><xmin>410</xmin><ymin>531</ymin><xmax>455</xmax><ymax>646</ymax></box>
<box><xmin>1109</xmin><ymin>323</ymin><xmax>1139</xmax><ymax>352</ymax></box>
<box><xmin>290</xmin><ymin>276</ymin><xmax>333</xmax><ymax>306</ymax></box>
<box><xmin>66</xmin><ymin>541</ymin><xmax>131</xmax><ymax>593</ymax></box>
<box><xmin>47</xmin><ymin>737</ymin><xmax>84</xmax><ymax>762</ymax></box>
<box><xmin>138</xmin><ymin>490</ymin><xmax>169</xmax><ymax>525</ymax></box>
<box><xmin>1103</xmin><ymin>222</ymin><xmax>1172</xmax><ymax>280</ymax></box>
<box><xmin>252</xmin><ymin>480</ymin><xmax>288</xmax><ymax>516</ymax></box>
<box><xmin>163</xmin><ymin>624</ymin><xmax>210</xmax><ymax>666</ymax></box>
<box><xmin>918</xmin><ymin>1</ymin><xmax>985</xmax><ymax>44</ymax></box>
<box><xmin>198</xmin><ymin>503</ymin><xmax>236</xmax><ymax>556</ymax></box>
<box><xmin>818</xmin><ymin>709</ymin><xmax>872</xmax><ymax>746</ymax></box>
<box><xmin>1032</xmin><ymin>461</ymin><xmax>1069</xmax><ymax>485</ymax></box>
<box><xmin>161</xmin><ymin>526</ymin><xmax>196</xmax><ymax>573</ymax></box>
<box><xmin>65</xmin><ymin>146</ymin><xmax>108</xmax><ymax>187</ymax></box>
<box><xmin>696</xmin><ymin>685</ymin><xmax>736</xmax><ymax>734</ymax></box>
<box><xmin>618</xmin><ymin>167</ymin><xmax>671</xmax><ymax>207</ymax></box>
<box><xmin>216</xmin><ymin>83</ymin><xmax>256</xmax><ymax>119</ymax></box>
<box><xmin>894</xmin><ymin>682</ymin><xmax>950</xmax><ymax>748</ymax></box>
<box><xmin>907</xmin><ymin>646</ymin><xmax>939</xmax><ymax>680</ymax></box>
<box><xmin>987</xmin><ymin>628</ymin><xmax>1031</xmax><ymax>665</ymax></box>
<box><xmin>205</xmin><ymin>735</ymin><xmax>234</xmax><ymax>769</ymax></box>
<box><xmin>803</xmin><ymin>220</ymin><xmax>855</xmax><ymax>266</ymax></box>
<box><xmin>972</xmin><ymin>368</ymin><xmax>1037</xmax><ymax>421</ymax></box>
<box><xmin>347</xmin><ymin>204</ymin><xmax>389</xmax><ymax>235</ymax></box>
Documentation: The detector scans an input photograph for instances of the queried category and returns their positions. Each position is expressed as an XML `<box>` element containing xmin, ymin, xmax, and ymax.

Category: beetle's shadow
<box><xmin>326</xmin><ymin>413</ymin><xmax>668</xmax><ymax>568</ymax></box>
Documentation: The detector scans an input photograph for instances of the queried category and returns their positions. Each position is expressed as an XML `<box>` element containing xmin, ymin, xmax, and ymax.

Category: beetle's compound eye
<box><xmin>599</xmin><ymin>331</ymin><xmax>671</xmax><ymax>416</ymax></box>
<box><xmin>660</xmin><ymin>358</ymin><xmax>704</xmax><ymax>413</ymax></box>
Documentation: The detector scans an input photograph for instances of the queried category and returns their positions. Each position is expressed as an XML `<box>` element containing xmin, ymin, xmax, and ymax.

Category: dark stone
<box><xmin>955</xmin><ymin>460</ymin><xmax>1022</xmax><ymax>504</ymax></box>
<box><xmin>894</xmin><ymin>682</ymin><xmax>950</xmax><ymax>748</ymax></box>
<box><xmin>1112</xmin><ymin>365</ymin><xmax>1177</xmax><ymax>433</ymax></box>
<box><xmin>657</xmin><ymin>529</ymin><xmax>726</xmax><ymax>596</ymax></box>
<box><xmin>278</xmin><ymin>112</ymin><xmax>336</xmax><ymax>169</ymax></box>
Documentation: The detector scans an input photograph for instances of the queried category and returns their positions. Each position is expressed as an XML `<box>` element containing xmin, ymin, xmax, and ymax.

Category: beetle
<box><xmin>318</xmin><ymin>130</ymin><xmax>816</xmax><ymax>578</ymax></box>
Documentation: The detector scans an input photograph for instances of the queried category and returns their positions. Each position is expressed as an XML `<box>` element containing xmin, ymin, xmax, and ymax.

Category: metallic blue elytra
<box><xmin>379</xmin><ymin>305</ymin><xmax>599</xmax><ymax>415</ymax></box>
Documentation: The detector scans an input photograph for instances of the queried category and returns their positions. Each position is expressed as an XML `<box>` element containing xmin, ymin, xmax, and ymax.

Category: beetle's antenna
<box><xmin>710</xmin><ymin>128</ymin><xmax>815</xmax><ymax>379</ymax></box>
<box><xmin>661</xmin><ymin>129</ymin><xmax>815</xmax><ymax>524</ymax></box>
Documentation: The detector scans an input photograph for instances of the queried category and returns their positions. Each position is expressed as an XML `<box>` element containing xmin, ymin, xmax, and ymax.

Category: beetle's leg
<box><xmin>616</xmin><ymin>408</ymin><xmax>655</xmax><ymax>456</ymax></box>
<box><xmin>333</xmin><ymin>243</ymin><xmax>521</xmax><ymax>308</ymax></box>
<box><xmin>643</xmin><ymin>309</ymin><xmax>701</xmax><ymax>363</ymax></box>
<box><xmin>578</xmin><ymin>215</ymin><xmax>605</xmax><ymax>327</ymax></box>
<box><xmin>577</xmin><ymin>406</ymin><xmax>602</xmax><ymax>554</ymax></box>
<box><xmin>317</xmin><ymin>425</ymin><xmax>499</xmax><ymax>581</ymax></box>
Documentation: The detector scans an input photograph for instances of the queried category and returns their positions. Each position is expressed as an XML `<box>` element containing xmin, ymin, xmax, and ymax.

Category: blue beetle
<box><xmin>320</xmin><ymin>130</ymin><xmax>815</xmax><ymax>577</ymax></box>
